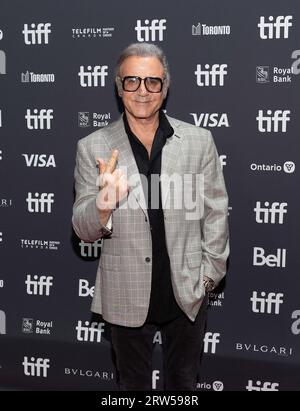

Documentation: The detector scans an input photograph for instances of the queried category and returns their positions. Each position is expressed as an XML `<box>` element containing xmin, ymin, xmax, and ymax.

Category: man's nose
<box><xmin>137</xmin><ymin>79</ymin><xmax>148</xmax><ymax>95</ymax></box>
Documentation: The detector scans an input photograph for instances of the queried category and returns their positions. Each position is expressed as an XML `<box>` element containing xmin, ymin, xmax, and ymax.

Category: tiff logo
<box><xmin>203</xmin><ymin>332</ymin><xmax>220</xmax><ymax>354</ymax></box>
<box><xmin>25</xmin><ymin>275</ymin><xmax>53</xmax><ymax>296</ymax></box>
<box><xmin>135</xmin><ymin>19</ymin><xmax>167</xmax><ymax>42</ymax></box>
<box><xmin>258</xmin><ymin>16</ymin><xmax>293</xmax><ymax>39</ymax></box>
<box><xmin>195</xmin><ymin>64</ymin><xmax>228</xmax><ymax>86</ymax></box>
<box><xmin>256</xmin><ymin>110</ymin><xmax>290</xmax><ymax>132</ymax></box>
<box><xmin>0</xmin><ymin>50</ymin><xmax>6</xmax><ymax>74</ymax></box>
<box><xmin>78</xmin><ymin>65</ymin><xmax>108</xmax><ymax>87</ymax></box>
<box><xmin>251</xmin><ymin>291</ymin><xmax>284</xmax><ymax>314</ymax></box>
<box><xmin>23</xmin><ymin>356</ymin><xmax>50</xmax><ymax>377</ymax></box>
<box><xmin>26</xmin><ymin>192</ymin><xmax>54</xmax><ymax>213</ymax></box>
<box><xmin>76</xmin><ymin>321</ymin><xmax>105</xmax><ymax>342</ymax></box>
<box><xmin>152</xmin><ymin>370</ymin><xmax>160</xmax><ymax>390</ymax></box>
<box><xmin>253</xmin><ymin>247</ymin><xmax>286</xmax><ymax>268</ymax></box>
<box><xmin>0</xmin><ymin>310</ymin><xmax>6</xmax><ymax>334</ymax></box>
<box><xmin>254</xmin><ymin>202</ymin><xmax>288</xmax><ymax>224</ymax></box>
<box><xmin>22</xmin><ymin>23</ymin><xmax>52</xmax><ymax>45</ymax></box>
<box><xmin>246</xmin><ymin>380</ymin><xmax>279</xmax><ymax>391</ymax></box>
<box><xmin>79</xmin><ymin>239</ymin><xmax>102</xmax><ymax>258</ymax></box>
<box><xmin>25</xmin><ymin>109</ymin><xmax>54</xmax><ymax>129</ymax></box>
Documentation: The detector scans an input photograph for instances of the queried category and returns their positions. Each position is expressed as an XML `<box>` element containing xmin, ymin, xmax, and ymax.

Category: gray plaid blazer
<box><xmin>72</xmin><ymin>115</ymin><xmax>229</xmax><ymax>327</ymax></box>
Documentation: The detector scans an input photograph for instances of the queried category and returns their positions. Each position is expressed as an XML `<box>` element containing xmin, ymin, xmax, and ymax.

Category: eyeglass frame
<box><xmin>120</xmin><ymin>76</ymin><xmax>165</xmax><ymax>93</ymax></box>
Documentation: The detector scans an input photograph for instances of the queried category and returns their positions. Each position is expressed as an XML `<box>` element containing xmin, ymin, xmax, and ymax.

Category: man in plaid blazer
<box><xmin>72</xmin><ymin>43</ymin><xmax>229</xmax><ymax>391</ymax></box>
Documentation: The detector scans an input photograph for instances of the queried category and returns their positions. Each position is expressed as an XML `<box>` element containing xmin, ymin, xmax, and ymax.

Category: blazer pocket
<box><xmin>100</xmin><ymin>254</ymin><xmax>121</xmax><ymax>271</ymax></box>
<box><xmin>186</xmin><ymin>251</ymin><xmax>202</xmax><ymax>268</ymax></box>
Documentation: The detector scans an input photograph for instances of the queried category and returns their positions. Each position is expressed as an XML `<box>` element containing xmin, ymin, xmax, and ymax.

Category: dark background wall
<box><xmin>0</xmin><ymin>0</ymin><xmax>299</xmax><ymax>391</ymax></box>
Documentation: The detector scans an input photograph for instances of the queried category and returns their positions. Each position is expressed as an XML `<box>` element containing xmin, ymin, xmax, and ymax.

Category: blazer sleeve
<box><xmin>72</xmin><ymin>139</ymin><xmax>112</xmax><ymax>242</ymax></box>
<box><xmin>200</xmin><ymin>130</ymin><xmax>229</xmax><ymax>286</ymax></box>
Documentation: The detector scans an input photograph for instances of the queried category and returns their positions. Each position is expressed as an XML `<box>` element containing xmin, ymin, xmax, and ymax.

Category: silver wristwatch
<box><xmin>203</xmin><ymin>277</ymin><xmax>214</xmax><ymax>292</ymax></box>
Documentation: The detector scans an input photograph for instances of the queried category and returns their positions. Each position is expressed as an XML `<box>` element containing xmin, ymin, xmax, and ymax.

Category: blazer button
<box><xmin>145</xmin><ymin>257</ymin><xmax>151</xmax><ymax>263</ymax></box>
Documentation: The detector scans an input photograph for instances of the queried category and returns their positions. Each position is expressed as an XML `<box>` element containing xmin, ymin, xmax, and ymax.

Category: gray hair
<box><xmin>115</xmin><ymin>43</ymin><xmax>170</xmax><ymax>98</ymax></box>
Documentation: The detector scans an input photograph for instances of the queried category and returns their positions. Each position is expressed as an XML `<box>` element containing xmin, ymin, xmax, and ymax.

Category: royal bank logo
<box><xmin>208</xmin><ymin>292</ymin><xmax>225</xmax><ymax>308</ymax></box>
<box><xmin>246</xmin><ymin>380</ymin><xmax>279</xmax><ymax>391</ymax></box>
<box><xmin>79</xmin><ymin>239</ymin><xmax>102</xmax><ymax>258</ymax></box>
<box><xmin>78</xmin><ymin>65</ymin><xmax>108</xmax><ymax>87</ymax></box>
<box><xmin>0</xmin><ymin>50</ymin><xmax>6</xmax><ymax>74</ymax></box>
<box><xmin>258</xmin><ymin>16</ymin><xmax>293</xmax><ymax>39</ymax></box>
<box><xmin>192</xmin><ymin>23</ymin><xmax>230</xmax><ymax>36</ymax></box>
<box><xmin>0</xmin><ymin>310</ymin><xmax>6</xmax><ymax>334</ymax></box>
<box><xmin>190</xmin><ymin>112</ymin><xmax>230</xmax><ymax>128</ymax></box>
<box><xmin>195</xmin><ymin>64</ymin><xmax>228</xmax><ymax>86</ymax></box>
<box><xmin>21</xmin><ymin>70</ymin><xmax>55</xmax><ymax>83</ymax></box>
<box><xmin>256</xmin><ymin>66</ymin><xmax>294</xmax><ymax>84</ymax></box>
<box><xmin>20</xmin><ymin>238</ymin><xmax>60</xmax><ymax>251</ymax></box>
<box><xmin>135</xmin><ymin>19</ymin><xmax>167</xmax><ymax>42</ymax></box>
<box><xmin>256</xmin><ymin>109</ymin><xmax>291</xmax><ymax>132</ymax></box>
<box><xmin>72</xmin><ymin>27</ymin><xmax>114</xmax><ymax>39</ymax></box>
<box><xmin>23</xmin><ymin>356</ymin><xmax>50</xmax><ymax>377</ymax></box>
<box><xmin>22</xmin><ymin>318</ymin><xmax>34</xmax><ymax>333</ymax></box>
<box><xmin>256</xmin><ymin>66</ymin><xmax>270</xmax><ymax>83</ymax></box>
<box><xmin>22</xmin><ymin>23</ymin><xmax>52</xmax><ymax>45</ymax></box>
<box><xmin>22</xmin><ymin>318</ymin><xmax>53</xmax><ymax>335</ymax></box>
<box><xmin>78</xmin><ymin>112</ymin><xmax>111</xmax><ymax>128</ymax></box>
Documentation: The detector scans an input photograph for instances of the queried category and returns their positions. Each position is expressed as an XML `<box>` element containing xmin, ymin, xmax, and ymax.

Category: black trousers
<box><xmin>110</xmin><ymin>295</ymin><xmax>208</xmax><ymax>391</ymax></box>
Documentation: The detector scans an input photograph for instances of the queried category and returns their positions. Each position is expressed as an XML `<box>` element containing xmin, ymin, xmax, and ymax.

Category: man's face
<box><xmin>119</xmin><ymin>56</ymin><xmax>166</xmax><ymax>121</ymax></box>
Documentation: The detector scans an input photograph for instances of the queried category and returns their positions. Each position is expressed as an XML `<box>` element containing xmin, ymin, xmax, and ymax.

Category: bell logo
<box><xmin>152</xmin><ymin>370</ymin><xmax>160</xmax><ymax>390</ymax></box>
<box><xmin>203</xmin><ymin>332</ymin><xmax>220</xmax><ymax>354</ymax></box>
<box><xmin>135</xmin><ymin>19</ymin><xmax>167</xmax><ymax>42</ymax></box>
<box><xmin>78</xmin><ymin>279</ymin><xmax>94</xmax><ymax>297</ymax></box>
<box><xmin>251</xmin><ymin>291</ymin><xmax>284</xmax><ymax>314</ymax></box>
<box><xmin>23</xmin><ymin>356</ymin><xmax>50</xmax><ymax>377</ymax></box>
<box><xmin>0</xmin><ymin>310</ymin><xmax>6</xmax><ymax>334</ymax></box>
<box><xmin>258</xmin><ymin>16</ymin><xmax>293</xmax><ymax>39</ymax></box>
<box><xmin>22</xmin><ymin>23</ymin><xmax>52</xmax><ymax>45</ymax></box>
<box><xmin>253</xmin><ymin>247</ymin><xmax>286</xmax><ymax>268</ymax></box>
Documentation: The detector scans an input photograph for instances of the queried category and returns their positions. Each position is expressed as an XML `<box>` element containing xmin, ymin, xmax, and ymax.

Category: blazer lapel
<box><xmin>161</xmin><ymin>117</ymin><xmax>183</xmax><ymax>209</ymax></box>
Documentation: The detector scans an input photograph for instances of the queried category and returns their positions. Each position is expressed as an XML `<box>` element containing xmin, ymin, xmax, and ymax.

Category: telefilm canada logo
<box><xmin>20</xmin><ymin>238</ymin><xmax>60</xmax><ymax>250</ymax></box>
<box><xmin>72</xmin><ymin>26</ymin><xmax>114</xmax><ymax>39</ymax></box>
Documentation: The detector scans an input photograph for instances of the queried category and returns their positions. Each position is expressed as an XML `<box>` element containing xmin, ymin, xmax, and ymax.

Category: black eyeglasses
<box><xmin>121</xmin><ymin>76</ymin><xmax>164</xmax><ymax>93</ymax></box>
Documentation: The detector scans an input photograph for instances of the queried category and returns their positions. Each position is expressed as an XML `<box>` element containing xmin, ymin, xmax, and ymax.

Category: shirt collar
<box><xmin>123</xmin><ymin>110</ymin><xmax>174</xmax><ymax>139</ymax></box>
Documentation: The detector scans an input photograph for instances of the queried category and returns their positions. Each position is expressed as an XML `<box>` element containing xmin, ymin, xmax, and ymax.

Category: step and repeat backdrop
<box><xmin>0</xmin><ymin>0</ymin><xmax>299</xmax><ymax>391</ymax></box>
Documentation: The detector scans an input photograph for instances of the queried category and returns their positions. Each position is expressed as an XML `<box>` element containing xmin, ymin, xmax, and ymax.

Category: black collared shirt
<box><xmin>123</xmin><ymin>111</ymin><xmax>183</xmax><ymax>324</ymax></box>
